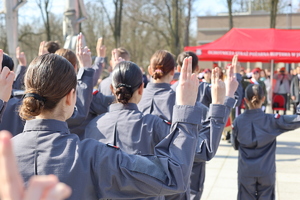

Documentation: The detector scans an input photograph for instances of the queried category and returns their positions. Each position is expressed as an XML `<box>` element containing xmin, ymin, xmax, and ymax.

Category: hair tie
<box><xmin>155</xmin><ymin>69</ymin><xmax>163</xmax><ymax>73</ymax></box>
<box><xmin>116</xmin><ymin>83</ymin><xmax>132</xmax><ymax>89</ymax></box>
<box><xmin>23</xmin><ymin>93</ymin><xmax>46</xmax><ymax>102</ymax></box>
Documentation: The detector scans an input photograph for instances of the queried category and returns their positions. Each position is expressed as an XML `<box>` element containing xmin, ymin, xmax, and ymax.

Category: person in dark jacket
<box><xmin>232</xmin><ymin>84</ymin><xmax>300</xmax><ymax>200</ymax></box>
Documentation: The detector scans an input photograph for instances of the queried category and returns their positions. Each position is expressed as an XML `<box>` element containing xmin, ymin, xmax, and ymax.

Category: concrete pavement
<box><xmin>202</xmin><ymin>108</ymin><xmax>300</xmax><ymax>200</ymax></box>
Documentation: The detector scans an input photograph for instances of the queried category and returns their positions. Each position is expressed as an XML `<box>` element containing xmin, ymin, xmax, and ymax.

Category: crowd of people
<box><xmin>0</xmin><ymin>33</ymin><xmax>299</xmax><ymax>200</ymax></box>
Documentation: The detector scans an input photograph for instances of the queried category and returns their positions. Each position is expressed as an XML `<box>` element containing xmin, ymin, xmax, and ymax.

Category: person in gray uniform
<box><xmin>138</xmin><ymin>50</ymin><xmax>239</xmax><ymax>200</ymax></box>
<box><xmin>231</xmin><ymin>84</ymin><xmax>300</xmax><ymax>200</ymax></box>
<box><xmin>13</xmin><ymin>53</ymin><xmax>206</xmax><ymax>200</ymax></box>
<box><xmin>98</xmin><ymin>47</ymin><xmax>130</xmax><ymax>96</ymax></box>
<box><xmin>0</xmin><ymin>35</ymin><xmax>97</xmax><ymax>137</ymax></box>
<box><xmin>85</xmin><ymin>59</ymin><xmax>237</xmax><ymax>200</ymax></box>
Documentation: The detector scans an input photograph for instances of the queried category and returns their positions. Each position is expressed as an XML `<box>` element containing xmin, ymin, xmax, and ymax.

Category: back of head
<box><xmin>176</xmin><ymin>51</ymin><xmax>198</xmax><ymax>72</ymax></box>
<box><xmin>245</xmin><ymin>84</ymin><xmax>265</xmax><ymax>107</ymax></box>
<box><xmin>2</xmin><ymin>53</ymin><xmax>14</xmax><ymax>71</ymax></box>
<box><xmin>150</xmin><ymin>50</ymin><xmax>175</xmax><ymax>80</ymax></box>
<box><xmin>112</xmin><ymin>61</ymin><xmax>143</xmax><ymax>104</ymax></box>
<box><xmin>45</xmin><ymin>41</ymin><xmax>60</xmax><ymax>53</ymax></box>
<box><xmin>55</xmin><ymin>48</ymin><xmax>77</xmax><ymax>68</ymax></box>
<box><xmin>116</xmin><ymin>47</ymin><xmax>130</xmax><ymax>61</ymax></box>
<box><xmin>20</xmin><ymin>54</ymin><xmax>77</xmax><ymax>120</ymax></box>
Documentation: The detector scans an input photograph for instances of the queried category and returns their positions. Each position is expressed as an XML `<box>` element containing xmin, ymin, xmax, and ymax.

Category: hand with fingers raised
<box><xmin>76</xmin><ymin>33</ymin><xmax>92</xmax><ymax>68</ymax></box>
<box><xmin>96</xmin><ymin>37</ymin><xmax>106</xmax><ymax>58</ymax></box>
<box><xmin>16</xmin><ymin>47</ymin><xmax>27</xmax><ymax>67</ymax></box>
<box><xmin>176</xmin><ymin>56</ymin><xmax>199</xmax><ymax>106</ymax></box>
<box><xmin>0</xmin><ymin>130</ymin><xmax>72</xmax><ymax>200</ymax></box>
<box><xmin>111</xmin><ymin>49</ymin><xmax>124</xmax><ymax>69</ymax></box>
<box><xmin>226</xmin><ymin>55</ymin><xmax>239</xmax><ymax>98</ymax></box>
<box><xmin>211</xmin><ymin>67</ymin><xmax>226</xmax><ymax>105</ymax></box>
<box><xmin>0</xmin><ymin>49</ymin><xmax>15</xmax><ymax>102</ymax></box>
<box><xmin>38</xmin><ymin>41</ymin><xmax>48</xmax><ymax>56</ymax></box>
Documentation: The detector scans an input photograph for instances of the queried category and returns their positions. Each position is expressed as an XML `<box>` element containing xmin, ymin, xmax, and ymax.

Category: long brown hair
<box><xmin>19</xmin><ymin>54</ymin><xmax>77</xmax><ymax>120</ymax></box>
<box><xmin>150</xmin><ymin>50</ymin><xmax>175</xmax><ymax>80</ymax></box>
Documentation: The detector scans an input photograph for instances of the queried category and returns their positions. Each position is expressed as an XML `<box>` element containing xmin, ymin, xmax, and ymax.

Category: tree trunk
<box><xmin>114</xmin><ymin>0</ymin><xmax>123</xmax><ymax>47</ymax></box>
<box><xmin>171</xmin><ymin>0</ymin><xmax>180</xmax><ymax>57</ymax></box>
<box><xmin>227</xmin><ymin>0</ymin><xmax>233</xmax><ymax>29</ymax></box>
<box><xmin>270</xmin><ymin>0</ymin><xmax>279</xmax><ymax>28</ymax></box>
<box><xmin>184</xmin><ymin>0</ymin><xmax>192</xmax><ymax>47</ymax></box>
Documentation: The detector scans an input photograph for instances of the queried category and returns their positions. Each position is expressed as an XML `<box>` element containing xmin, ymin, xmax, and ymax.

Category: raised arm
<box><xmin>194</xmin><ymin>59</ymin><xmax>238</xmax><ymax>162</ymax></box>
<box><xmin>67</xmin><ymin>34</ymin><xmax>94</xmax><ymax>129</ymax></box>
<box><xmin>94</xmin><ymin>56</ymin><xmax>203</xmax><ymax>198</ymax></box>
<box><xmin>13</xmin><ymin>47</ymin><xmax>27</xmax><ymax>90</ymax></box>
<box><xmin>0</xmin><ymin>50</ymin><xmax>15</xmax><ymax>122</ymax></box>
<box><xmin>92</xmin><ymin>37</ymin><xmax>106</xmax><ymax>86</ymax></box>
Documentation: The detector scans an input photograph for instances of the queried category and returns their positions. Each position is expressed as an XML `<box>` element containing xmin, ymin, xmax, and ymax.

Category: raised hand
<box><xmin>0</xmin><ymin>130</ymin><xmax>72</xmax><ymax>200</ymax></box>
<box><xmin>0</xmin><ymin>49</ymin><xmax>15</xmax><ymax>102</ymax></box>
<box><xmin>211</xmin><ymin>67</ymin><xmax>225</xmax><ymax>105</ymax></box>
<box><xmin>111</xmin><ymin>49</ymin><xmax>124</xmax><ymax>68</ymax></box>
<box><xmin>16</xmin><ymin>47</ymin><xmax>27</xmax><ymax>66</ymax></box>
<box><xmin>38</xmin><ymin>41</ymin><xmax>48</xmax><ymax>56</ymax></box>
<box><xmin>96</xmin><ymin>37</ymin><xmax>106</xmax><ymax>58</ymax></box>
<box><xmin>176</xmin><ymin>56</ymin><xmax>199</xmax><ymax>106</ymax></box>
<box><xmin>231</xmin><ymin>54</ymin><xmax>240</xmax><ymax>74</ymax></box>
<box><xmin>76</xmin><ymin>33</ymin><xmax>92</xmax><ymax>68</ymax></box>
<box><xmin>226</xmin><ymin>55</ymin><xmax>239</xmax><ymax>98</ymax></box>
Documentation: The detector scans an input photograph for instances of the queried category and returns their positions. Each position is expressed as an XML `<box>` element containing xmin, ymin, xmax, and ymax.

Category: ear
<box><xmin>170</xmin><ymin>68</ymin><xmax>175</xmax><ymax>76</ymax></box>
<box><xmin>110</xmin><ymin>84</ymin><xmax>114</xmax><ymax>94</ymax></box>
<box><xmin>261</xmin><ymin>96</ymin><xmax>266</xmax><ymax>103</ymax></box>
<box><xmin>177</xmin><ymin>65</ymin><xmax>181</xmax><ymax>72</ymax></box>
<box><xmin>66</xmin><ymin>88</ymin><xmax>76</xmax><ymax>106</ymax></box>
<box><xmin>138</xmin><ymin>83</ymin><xmax>144</xmax><ymax>95</ymax></box>
<box><xmin>244</xmin><ymin>97</ymin><xmax>250</xmax><ymax>106</ymax></box>
<box><xmin>148</xmin><ymin>66</ymin><xmax>153</xmax><ymax>76</ymax></box>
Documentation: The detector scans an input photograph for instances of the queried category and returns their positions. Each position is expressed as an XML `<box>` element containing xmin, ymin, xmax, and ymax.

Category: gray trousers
<box><xmin>238</xmin><ymin>174</ymin><xmax>275</xmax><ymax>200</ymax></box>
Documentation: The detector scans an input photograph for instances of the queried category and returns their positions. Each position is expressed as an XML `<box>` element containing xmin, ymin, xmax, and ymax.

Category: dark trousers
<box><xmin>238</xmin><ymin>174</ymin><xmax>275</xmax><ymax>200</ymax></box>
<box><xmin>293</xmin><ymin>102</ymin><xmax>299</xmax><ymax>114</ymax></box>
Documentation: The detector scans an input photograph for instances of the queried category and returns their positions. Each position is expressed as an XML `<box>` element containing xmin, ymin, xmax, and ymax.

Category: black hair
<box><xmin>2</xmin><ymin>53</ymin><xmax>14</xmax><ymax>71</ymax></box>
<box><xmin>112</xmin><ymin>61</ymin><xmax>143</xmax><ymax>104</ymax></box>
<box><xmin>176</xmin><ymin>51</ymin><xmax>198</xmax><ymax>73</ymax></box>
<box><xmin>245</xmin><ymin>84</ymin><xmax>265</xmax><ymax>107</ymax></box>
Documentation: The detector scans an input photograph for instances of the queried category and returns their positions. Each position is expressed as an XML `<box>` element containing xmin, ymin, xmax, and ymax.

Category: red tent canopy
<box><xmin>184</xmin><ymin>28</ymin><xmax>300</xmax><ymax>63</ymax></box>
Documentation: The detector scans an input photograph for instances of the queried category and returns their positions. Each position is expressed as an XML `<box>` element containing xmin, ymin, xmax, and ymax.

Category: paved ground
<box><xmin>202</xmin><ymin>107</ymin><xmax>300</xmax><ymax>200</ymax></box>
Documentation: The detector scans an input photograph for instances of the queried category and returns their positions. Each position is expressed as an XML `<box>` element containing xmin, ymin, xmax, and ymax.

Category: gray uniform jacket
<box><xmin>13</xmin><ymin>65</ymin><xmax>27</xmax><ymax>90</ymax></box>
<box><xmin>0</xmin><ymin>68</ymin><xmax>94</xmax><ymax>136</ymax></box>
<box><xmin>12</xmin><ymin>105</ymin><xmax>202</xmax><ymax>200</ymax></box>
<box><xmin>290</xmin><ymin>75</ymin><xmax>300</xmax><ymax>103</ymax></box>
<box><xmin>171</xmin><ymin>73</ymin><xmax>243</xmax><ymax>108</ymax></box>
<box><xmin>232</xmin><ymin>109</ymin><xmax>300</xmax><ymax>177</ymax></box>
<box><xmin>0</xmin><ymin>99</ymin><xmax>7</xmax><ymax>122</ymax></box>
<box><xmin>138</xmin><ymin>82</ymin><xmax>175</xmax><ymax>121</ymax></box>
<box><xmin>92</xmin><ymin>57</ymin><xmax>104</xmax><ymax>87</ymax></box>
<box><xmin>98</xmin><ymin>73</ymin><xmax>113</xmax><ymax>96</ymax></box>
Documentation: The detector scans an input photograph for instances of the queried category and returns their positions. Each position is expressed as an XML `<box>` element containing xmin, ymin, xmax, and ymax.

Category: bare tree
<box><xmin>227</xmin><ymin>0</ymin><xmax>234</xmax><ymax>29</ymax></box>
<box><xmin>36</xmin><ymin>0</ymin><xmax>52</xmax><ymax>41</ymax></box>
<box><xmin>183</xmin><ymin>0</ymin><xmax>193</xmax><ymax>47</ymax></box>
<box><xmin>100</xmin><ymin>0</ymin><xmax>123</xmax><ymax>48</ymax></box>
<box><xmin>270</xmin><ymin>0</ymin><xmax>279</xmax><ymax>28</ymax></box>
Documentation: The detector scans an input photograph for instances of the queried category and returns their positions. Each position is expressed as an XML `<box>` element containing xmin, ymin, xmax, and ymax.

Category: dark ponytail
<box><xmin>245</xmin><ymin>84</ymin><xmax>265</xmax><ymax>107</ymax></box>
<box><xmin>112</xmin><ymin>61</ymin><xmax>143</xmax><ymax>104</ymax></box>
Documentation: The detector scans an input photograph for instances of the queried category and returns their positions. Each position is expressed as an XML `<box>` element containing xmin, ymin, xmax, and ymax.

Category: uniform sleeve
<box><xmin>89</xmin><ymin>92</ymin><xmax>114</xmax><ymax>115</ymax></box>
<box><xmin>93</xmin><ymin>105</ymin><xmax>202</xmax><ymax>198</ymax></box>
<box><xmin>92</xmin><ymin>57</ymin><xmax>104</xmax><ymax>87</ymax></box>
<box><xmin>273</xmin><ymin>114</ymin><xmax>300</xmax><ymax>131</ymax></box>
<box><xmin>234</xmin><ymin>73</ymin><xmax>243</xmax><ymax>107</ymax></box>
<box><xmin>231</xmin><ymin>119</ymin><xmax>239</xmax><ymax>150</ymax></box>
<box><xmin>194</xmin><ymin>97</ymin><xmax>236</xmax><ymax>162</ymax></box>
<box><xmin>66</xmin><ymin>68</ymin><xmax>95</xmax><ymax>128</ymax></box>
<box><xmin>13</xmin><ymin>65</ymin><xmax>27</xmax><ymax>90</ymax></box>
<box><xmin>0</xmin><ymin>99</ymin><xmax>7</xmax><ymax>123</ymax></box>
